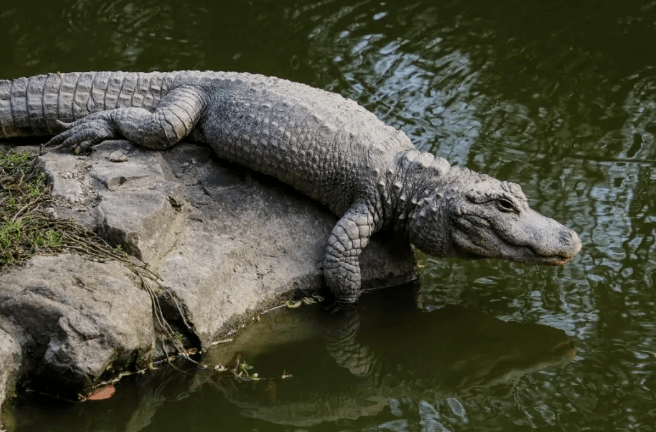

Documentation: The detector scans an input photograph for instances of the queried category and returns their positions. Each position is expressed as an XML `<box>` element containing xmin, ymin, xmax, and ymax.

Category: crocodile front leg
<box><xmin>324</xmin><ymin>203</ymin><xmax>380</xmax><ymax>305</ymax></box>
<box><xmin>44</xmin><ymin>85</ymin><xmax>206</xmax><ymax>152</ymax></box>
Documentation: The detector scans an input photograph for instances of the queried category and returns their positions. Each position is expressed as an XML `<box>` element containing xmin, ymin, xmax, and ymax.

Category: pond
<box><xmin>1</xmin><ymin>0</ymin><xmax>655</xmax><ymax>430</ymax></box>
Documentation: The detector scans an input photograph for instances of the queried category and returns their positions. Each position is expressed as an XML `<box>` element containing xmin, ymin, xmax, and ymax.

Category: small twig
<box><xmin>168</xmin><ymin>293</ymin><xmax>193</xmax><ymax>330</ymax></box>
<box><xmin>11</xmin><ymin>195</ymin><xmax>43</xmax><ymax>222</ymax></box>
<box><xmin>260</xmin><ymin>304</ymin><xmax>286</xmax><ymax>315</ymax></box>
<box><xmin>16</xmin><ymin>171</ymin><xmax>25</xmax><ymax>189</ymax></box>
<box><xmin>210</xmin><ymin>338</ymin><xmax>233</xmax><ymax>346</ymax></box>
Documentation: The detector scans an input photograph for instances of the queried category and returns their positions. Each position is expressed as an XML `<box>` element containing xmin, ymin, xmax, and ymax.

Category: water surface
<box><xmin>2</xmin><ymin>0</ymin><xmax>656</xmax><ymax>430</ymax></box>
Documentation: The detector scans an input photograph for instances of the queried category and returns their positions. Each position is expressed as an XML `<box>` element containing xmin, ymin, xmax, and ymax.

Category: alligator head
<box><xmin>407</xmin><ymin>164</ymin><xmax>582</xmax><ymax>265</ymax></box>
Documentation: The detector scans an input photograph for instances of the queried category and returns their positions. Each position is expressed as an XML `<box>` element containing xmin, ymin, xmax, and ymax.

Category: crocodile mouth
<box><xmin>452</xmin><ymin>218</ymin><xmax>578</xmax><ymax>266</ymax></box>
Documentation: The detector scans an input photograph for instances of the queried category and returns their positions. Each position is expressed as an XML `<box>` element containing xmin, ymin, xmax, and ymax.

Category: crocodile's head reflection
<box><xmin>416</xmin><ymin>305</ymin><xmax>577</xmax><ymax>396</ymax></box>
<box><xmin>209</xmin><ymin>291</ymin><xmax>577</xmax><ymax>427</ymax></box>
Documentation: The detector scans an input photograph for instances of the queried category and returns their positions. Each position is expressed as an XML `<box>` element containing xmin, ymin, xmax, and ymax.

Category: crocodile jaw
<box><xmin>450</xmin><ymin>207</ymin><xmax>582</xmax><ymax>265</ymax></box>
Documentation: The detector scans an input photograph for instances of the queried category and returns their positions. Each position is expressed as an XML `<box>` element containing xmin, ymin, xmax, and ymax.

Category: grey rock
<box><xmin>0</xmin><ymin>135</ymin><xmax>415</xmax><ymax>407</ymax></box>
<box><xmin>38</xmin><ymin>140</ymin><xmax>415</xmax><ymax>347</ymax></box>
<box><xmin>0</xmin><ymin>71</ymin><xmax>582</xmax><ymax>305</ymax></box>
<box><xmin>153</xmin><ymin>144</ymin><xmax>413</xmax><ymax>345</ymax></box>
<box><xmin>0</xmin><ymin>320</ymin><xmax>21</xmax><ymax>431</ymax></box>
<box><xmin>108</xmin><ymin>150</ymin><xmax>128</xmax><ymax>162</ymax></box>
<box><xmin>0</xmin><ymin>254</ymin><xmax>157</xmax><ymax>393</ymax></box>
<box><xmin>37</xmin><ymin>152</ymin><xmax>88</xmax><ymax>204</ymax></box>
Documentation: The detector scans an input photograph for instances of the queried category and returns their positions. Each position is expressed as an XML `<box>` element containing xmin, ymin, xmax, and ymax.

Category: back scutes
<box><xmin>0</xmin><ymin>71</ymin><xmax>220</xmax><ymax>139</ymax></box>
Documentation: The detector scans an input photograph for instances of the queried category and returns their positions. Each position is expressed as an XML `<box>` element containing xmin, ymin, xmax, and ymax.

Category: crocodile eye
<box><xmin>496</xmin><ymin>199</ymin><xmax>515</xmax><ymax>212</ymax></box>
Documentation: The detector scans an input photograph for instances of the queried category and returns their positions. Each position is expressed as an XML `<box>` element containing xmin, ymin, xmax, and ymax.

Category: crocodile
<box><xmin>0</xmin><ymin>71</ymin><xmax>582</xmax><ymax>304</ymax></box>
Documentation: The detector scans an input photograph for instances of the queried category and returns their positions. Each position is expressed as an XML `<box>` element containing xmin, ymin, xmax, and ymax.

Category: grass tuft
<box><xmin>0</xmin><ymin>149</ymin><xmax>57</xmax><ymax>265</ymax></box>
<box><xmin>0</xmin><ymin>148</ymin><xmax>122</xmax><ymax>266</ymax></box>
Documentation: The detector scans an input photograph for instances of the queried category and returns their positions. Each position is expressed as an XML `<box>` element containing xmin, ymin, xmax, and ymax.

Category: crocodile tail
<box><xmin>0</xmin><ymin>71</ymin><xmax>182</xmax><ymax>139</ymax></box>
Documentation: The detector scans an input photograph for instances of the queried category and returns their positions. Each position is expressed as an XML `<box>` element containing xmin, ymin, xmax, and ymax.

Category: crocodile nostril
<box><xmin>564</xmin><ymin>229</ymin><xmax>582</xmax><ymax>255</ymax></box>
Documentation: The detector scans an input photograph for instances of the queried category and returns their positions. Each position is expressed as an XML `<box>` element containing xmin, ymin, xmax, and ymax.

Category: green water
<box><xmin>2</xmin><ymin>0</ymin><xmax>656</xmax><ymax>430</ymax></box>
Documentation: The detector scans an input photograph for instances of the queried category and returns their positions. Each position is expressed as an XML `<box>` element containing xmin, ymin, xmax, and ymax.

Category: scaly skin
<box><xmin>0</xmin><ymin>71</ymin><xmax>582</xmax><ymax>304</ymax></box>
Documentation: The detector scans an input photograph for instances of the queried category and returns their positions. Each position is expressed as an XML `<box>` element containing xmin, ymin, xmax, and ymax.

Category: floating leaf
<box><xmin>86</xmin><ymin>385</ymin><xmax>116</xmax><ymax>401</ymax></box>
<box><xmin>286</xmin><ymin>300</ymin><xmax>302</xmax><ymax>309</ymax></box>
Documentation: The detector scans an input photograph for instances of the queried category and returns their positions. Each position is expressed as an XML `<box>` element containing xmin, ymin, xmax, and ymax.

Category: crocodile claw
<box><xmin>55</xmin><ymin>119</ymin><xmax>73</xmax><ymax>131</ymax></box>
<box><xmin>44</xmin><ymin>113</ymin><xmax>118</xmax><ymax>153</ymax></box>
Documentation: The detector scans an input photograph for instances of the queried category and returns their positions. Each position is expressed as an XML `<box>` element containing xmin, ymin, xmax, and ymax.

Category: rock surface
<box><xmin>0</xmin><ymin>319</ymin><xmax>21</xmax><ymax>430</ymax></box>
<box><xmin>0</xmin><ymin>140</ymin><xmax>416</xmax><ymax>424</ymax></box>
<box><xmin>0</xmin><ymin>254</ymin><xmax>157</xmax><ymax>394</ymax></box>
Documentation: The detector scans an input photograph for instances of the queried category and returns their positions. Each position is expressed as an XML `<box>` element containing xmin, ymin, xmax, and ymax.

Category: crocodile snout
<box><xmin>561</xmin><ymin>228</ymin><xmax>582</xmax><ymax>258</ymax></box>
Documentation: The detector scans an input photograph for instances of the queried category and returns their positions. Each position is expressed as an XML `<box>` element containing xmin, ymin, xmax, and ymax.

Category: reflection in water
<box><xmin>209</xmin><ymin>290</ymin><xmax>575</xmax><ymax>428</ymax></box>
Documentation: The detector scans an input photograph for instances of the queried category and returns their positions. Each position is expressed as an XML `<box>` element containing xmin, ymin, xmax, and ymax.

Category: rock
<box><xmin>108</xmin><ymin>151</ymin><xmax>128</xmax><ymax>162</ymax></box>
<box><xmin>38</xmin><ymin>152</ymin><xmax>89</xmax><ymax>204</ymax></box>
<box><xmin>0</xmin><ymin>254</ymin><xmax>157</xmax><ymax>395</ymax></box>
<box><xmin>0</xmin><ymin>140</ymin><xmax>415</xmax><ymax>404</ymax></box>
<box><xmin>154</xmin><ymin>144</ymin><xmax>414</xmax><ymax>346</ymax></box>
<box><xmin>0</xmin><ymin>319</ymin><xmax>22</xmax><ymax>432</ymax></box>
<box><xmin>39</xmin><ymin>140</ymin><xmax>416</xmax><ymax>346</ymax></box>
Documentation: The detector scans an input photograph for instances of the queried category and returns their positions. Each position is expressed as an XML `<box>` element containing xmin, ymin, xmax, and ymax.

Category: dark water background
<box><xmin>2</xmin><ymin>0</ymin><xmax>656</xmax><ymax>430</ymax></box>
